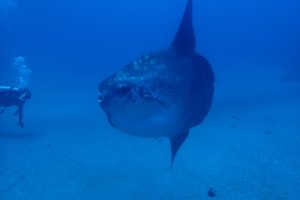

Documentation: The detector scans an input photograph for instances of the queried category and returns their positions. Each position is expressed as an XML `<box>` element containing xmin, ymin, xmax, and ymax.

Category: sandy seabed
<box><xmin>1</xmin><ymin>68</ymin><xmax>300</xmax><ymax>200</ymax></box>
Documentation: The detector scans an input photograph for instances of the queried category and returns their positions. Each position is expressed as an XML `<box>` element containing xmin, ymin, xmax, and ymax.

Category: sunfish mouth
<box><xmin>98</xmin><ymin>92</ymin><xmax>103</xmax><ymax>104</ymax></box>
<box><xmin>98</xmin><ymin>91</ymin><xmax>115</xmax><ymax>107</ymax></box>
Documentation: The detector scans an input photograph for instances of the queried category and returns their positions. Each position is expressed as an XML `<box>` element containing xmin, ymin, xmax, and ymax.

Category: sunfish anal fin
<box><xmin>169</xmin><ymin>130</ymin><xmax>189</xmax><ymax>168</ymax></box>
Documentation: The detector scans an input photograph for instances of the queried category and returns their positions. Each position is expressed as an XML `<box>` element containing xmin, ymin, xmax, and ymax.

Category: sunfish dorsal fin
<box><xmin>169</xmin><ymin>130</ymin><xmax>190</xmax><ymax>168</ymax></box>
<box><xmin>171</xmin><ymin>0</ymin><xmax>195</xmax><ymax>55</ymax></box>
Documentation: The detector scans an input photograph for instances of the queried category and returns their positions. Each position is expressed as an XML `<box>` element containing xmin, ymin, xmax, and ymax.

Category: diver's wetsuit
<box><xmin>0</xmin><ymin>86</ymin><xmax>31</xmax><ymax>127</ymax></box>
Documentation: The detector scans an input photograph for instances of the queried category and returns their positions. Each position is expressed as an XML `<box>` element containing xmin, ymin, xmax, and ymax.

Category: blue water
<box><xmin>1</xmin><ymin>0</ymin><xmax>300</xmax><ymax>199</ymax></box>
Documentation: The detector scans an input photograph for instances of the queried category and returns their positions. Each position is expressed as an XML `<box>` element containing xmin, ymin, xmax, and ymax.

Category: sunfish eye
<box><xmin>117</xmin><ymin>85</ymin><xmax>132</xmax><ymax>95</ymax></box>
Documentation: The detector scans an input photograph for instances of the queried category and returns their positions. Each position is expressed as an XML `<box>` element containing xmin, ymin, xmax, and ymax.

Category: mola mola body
<box><xmin>98</xmin><ymin>0</ymin><xmax>214</xmax><ymax>166</ymax></box>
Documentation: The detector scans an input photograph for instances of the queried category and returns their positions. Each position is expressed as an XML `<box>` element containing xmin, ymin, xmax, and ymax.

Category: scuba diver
<box><xmin>0</xmin><ymin>3</ymin><xmax>30</xmax><ymax>127</ymax></box>
<box><xmin>0</xmin><ymin>86</ymin><xmax>31</xmax><ymax>127</ymax></box>
<box><xmin>0</xmin><ymin>56</ymin><xmax>32</xmax><ymax>127</ymax></box>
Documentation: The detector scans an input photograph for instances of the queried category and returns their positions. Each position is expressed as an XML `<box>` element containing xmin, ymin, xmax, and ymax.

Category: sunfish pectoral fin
<box><xmin>171</xmin><ymin>0</ymin><xmax>195</xmax><ymax>55</ymax></box>
<box><xmin>169</xmin><ymin>130</ymin><xmax>190</xmax><ymax>168</ymax></box>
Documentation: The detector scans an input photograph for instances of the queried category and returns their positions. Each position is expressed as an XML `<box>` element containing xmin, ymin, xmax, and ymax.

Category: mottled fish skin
<box><xmin>99</xmin><ymin>50</ymin><xmax>190</xmax><ymax>138</ymax></box>
<box><xmin>98</xmin><ymin>0</ymin><xmax>214</xmax><ymax>165</ymax></box>
<box><xmin>100</xmin><ymin>49</ymin><xmax>214</xmax><ymax>130</ymax></box>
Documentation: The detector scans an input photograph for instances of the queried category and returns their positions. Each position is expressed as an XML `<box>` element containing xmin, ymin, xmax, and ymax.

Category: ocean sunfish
<box><xmin>98</xmin><ymin>0</ymin><xmax>214</xmax><ymax>166</ymax></box>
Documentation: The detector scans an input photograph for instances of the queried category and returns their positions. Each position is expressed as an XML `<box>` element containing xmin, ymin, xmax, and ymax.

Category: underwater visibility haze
<box><xmin>1</xmin><ymin>0</ymin><xmax>300</xmax><ymax>199</ymax></box>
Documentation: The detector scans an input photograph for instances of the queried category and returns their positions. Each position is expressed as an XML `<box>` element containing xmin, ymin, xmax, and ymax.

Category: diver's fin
<box><xmin>169</xmin><ymin>130</ymin><xmax>190</xmax><ymax>167</ymax></box>
<box><xmin>171</xmin><ymin>0</ymin><xmax>195</xmax><ymax>55</ymax></box>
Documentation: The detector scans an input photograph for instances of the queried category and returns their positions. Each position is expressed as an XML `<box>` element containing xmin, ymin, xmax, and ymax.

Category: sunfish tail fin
<box><xmin>169</xmin><ymin>130</ymin><xmax>190</xmax><ymax>168</ymax></box>
<box><xmin>171</xmin><ymin>0</ymin><xmax>195</xmax><ymax>55</ymax></box>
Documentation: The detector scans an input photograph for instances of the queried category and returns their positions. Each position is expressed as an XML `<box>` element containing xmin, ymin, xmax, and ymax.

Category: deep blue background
<box><xmin>1</xmin><ymin>0</ymin><xmax>300</xmax><ymax>90</ymax></box>
<box><xmin>1</xmin><ymin>1</ymin><xmax>300</xmax><ymax>199</ymax></box>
